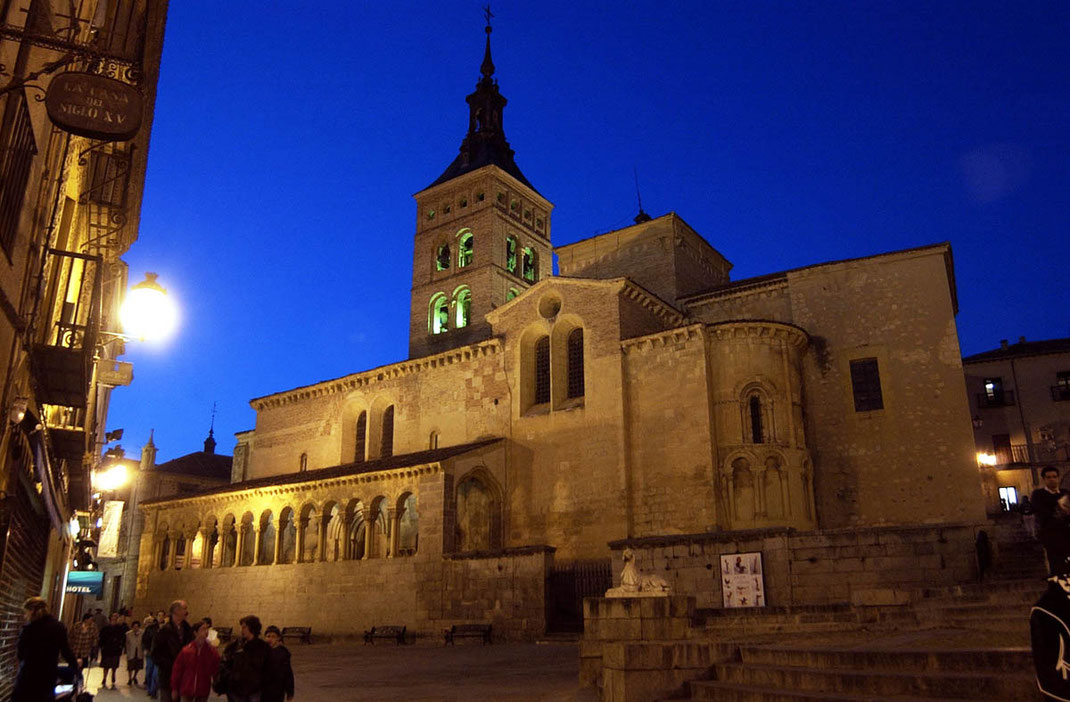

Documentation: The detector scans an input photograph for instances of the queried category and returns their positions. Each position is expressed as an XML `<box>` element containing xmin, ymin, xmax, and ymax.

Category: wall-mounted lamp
<box><xmin>119</xmin><ymin>272</ymin><xmax>178</xmax><ymax>342</ymax></box>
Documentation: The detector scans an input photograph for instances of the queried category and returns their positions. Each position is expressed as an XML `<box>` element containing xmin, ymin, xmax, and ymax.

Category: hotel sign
<box><xmin>65</xmin><ymin>570</ymin><xmax>103</xmax><ymax>596</ymax></box>
<box><xmin>45</xmin><ymin>72</ymin><xmax>142</xmax><ymax>141</ymax></box>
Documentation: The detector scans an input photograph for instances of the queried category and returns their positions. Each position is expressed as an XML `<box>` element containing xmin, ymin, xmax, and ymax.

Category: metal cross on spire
<box><xmin>484</xmin><ymin>4</ymin><xmax>494</xmax><ymax>32</ymax></box>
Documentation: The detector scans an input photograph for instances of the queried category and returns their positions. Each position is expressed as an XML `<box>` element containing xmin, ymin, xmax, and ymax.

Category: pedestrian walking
<box><xmin>69</xmin><ymin>613</ymin><xmax>97</xmax><ymax>670</ymax></box>
<box><xmin>1021</xmin><ymin>495</ymin><xmax>1038</xmax><ymax>538</ymax></box>
<box><xmin>99</xmin><ymin>612</ymin><xmax>126</xmax><ymax>688</ymax></box>
<box><xmin>220</xmin><ymin>615</ymin><xmax>271</xmax><ymax>702</ymax></box>
<box><xmin>262</xmin><ymin>626</ymin><xmax>295</xmax><ymax>702</ymax></box>
<box><xmin>126</xmin><ymin>619</ymin><xmax>144</xmax><ymax>686</ymax></box>
<box><xmin>12</xmin><ymin>597</ymin><xmax>80</xmax><ymax>702</ymax></box>
<box><xmin>170</xmin><ymin>619</ymin><xmax>220</xmax><ymax>702</ymax></box>
<box><xmin>143</xmin><ymin>614</ymin><xmax>161</xmax><ymax>698</ymax></box>
<box><xmin>90</xmin><ymin>608</ymin><xmax>106</xmax><ymax>666</ymax></box>
<box><xmin>151</xmin><ymin>600</ymin><xmax>194</xmax><ymax>702</ymax></box>
<box><xmin>1031</xmin><ymin>466</ymin><xmax>1070</xmax><ymax>574</ymax></box>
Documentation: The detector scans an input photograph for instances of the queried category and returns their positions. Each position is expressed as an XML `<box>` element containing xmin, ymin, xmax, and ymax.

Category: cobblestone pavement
<box><xmin>80</xmin><ymin>642</ymin><xmax>590</xmax><ymax>702</ymax></box>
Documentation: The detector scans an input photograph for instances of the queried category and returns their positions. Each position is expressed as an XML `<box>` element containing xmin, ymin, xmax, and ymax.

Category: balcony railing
<box><xmin>1052</xmin><ymin>386</ymin><xmax>1070</xmax><ymax>402</ymax></box>
<box><xmin>30</xmin><ymin>249</ymin><xmax>102</xmax><ymax>408</ymax></box>
<box><xmin>977</xmin><ymin>390</ymin><xmax>1015</xmax><ymax>408</ymax></box>
<box><xmin>994</xmin><ymin>443</ymin><xmax>1032</xmax><ymax>465</ymax></box>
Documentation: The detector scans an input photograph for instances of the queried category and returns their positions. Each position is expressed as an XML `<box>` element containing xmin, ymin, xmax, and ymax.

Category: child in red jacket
<box><xmin>170</xmin><ymin>619</ymin><xmax>219</xmax><ymax>702</ymax></box>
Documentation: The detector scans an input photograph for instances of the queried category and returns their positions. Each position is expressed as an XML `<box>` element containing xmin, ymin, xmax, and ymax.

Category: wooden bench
<box><xmin>215</xmin><ymin>626</ymin><xmax>233</xmax><ymax>644</ymax></box>
<box><xmin>281</xmin><ymin>626</ymin><xmax>312</xmax><ymax>644</ymax></box>
<box><xmin>444</xmin><ymin>623</ymin><xmax>492</xmax><ymax>645</ymax></box>
<box><xmin>362</xmin><ymin>625</ymin><xmax>406</xmax><ymax>645</ymax></box>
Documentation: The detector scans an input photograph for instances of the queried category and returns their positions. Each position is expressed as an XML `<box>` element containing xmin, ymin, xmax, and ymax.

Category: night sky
<box><xmin>108</xmin><ymin>1</ymin><xmax>1070</xmax><ymax>463</ymax></box>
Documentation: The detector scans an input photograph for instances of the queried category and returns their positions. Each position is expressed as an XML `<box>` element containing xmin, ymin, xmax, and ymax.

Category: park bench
<box><xmin>215</xmin><ymin>626</ymin><xmax>233</xmax><ymax>644</ymax></box>
<box><xmin>281</xmin><ymin>626</ymin><xmax>312</xmax><ymax>644</ymax></box>
<box><xmin>362</xmin><ymin>625</ymin><xmax>406</xmax><ymax>645</ymax></box>
<box><xmin>444</xmin><ymin>623</ymin><xmax>492</xmax><ymax>645</ymax></box>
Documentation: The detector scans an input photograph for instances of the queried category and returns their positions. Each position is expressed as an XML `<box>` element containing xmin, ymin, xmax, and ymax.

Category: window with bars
<box><xmin>534</xmin><ymin>336</ymin><xmax>550</xmax><ymax>404</ymax></box>
<box><xmin>380</xmin><ymin>406</ymin><xmax>394</xmax><ymax>458</ymax></box>
<box><xmin>355</xmin><ymin>412</ymin><xmax>367</xmax><ymax>462</ymax></box>
<box><xmin>567</xmin><ymin>328</ymin><xmax>585</xmax><ymax>399</ymax></box>
<box><xmin>86</xmin><ymin>148</ymin><xmax>130</xmax><ymax>208</ymax></box>
<box><xmin>849</xmin><ymin>358</ymin><xmax>884</xmax><ymax>412</ymax></box>
<box><xmin>0</xmin><ymin>92</ymin><xmax>37</xmax><ymax>258</ymax></box>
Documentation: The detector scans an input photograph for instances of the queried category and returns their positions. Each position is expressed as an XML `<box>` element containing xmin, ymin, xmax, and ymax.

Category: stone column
<box><xmin>233</xmin><ymin>526</ymin><xmax>244</xmax><ymax>567</ymax></box>
<box><xmin>297</xmin><ymin>517</ymin><xmax>308</xmax><ymax>563</ymax></box>
<box><xmin>167</xmin><ymin>531</ymin><xmax>179</xmax><ymax>570</ymax></box>
<box><xmin>252</xmin><ymin>527</ymin><xmax>262</xmax><ymax>565</ymax></box>
<box><xmin>363</xmin><ymin>514</ymin><xmax>375</xmax><ymax>559</ymax></box>
<box><xmin>273</xmin><ymin>519</ymin><xmax>283</xmax><ymax>564</ymax></box>
<box><xmin>387</xmin><ymin>508</ymin><xmax>399</xmax><ymax>558</ymax></box>
<box><xmin>198</xmin><ymin>528</ymin><xmax>210</xmax><ymax>568</ymax></box>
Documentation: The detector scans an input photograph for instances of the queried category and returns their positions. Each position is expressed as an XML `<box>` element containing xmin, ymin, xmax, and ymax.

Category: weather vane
<box><xmin>483</xmin><ymin>4</ymin><xmax>493</xmax><ymax>32</ymax></box>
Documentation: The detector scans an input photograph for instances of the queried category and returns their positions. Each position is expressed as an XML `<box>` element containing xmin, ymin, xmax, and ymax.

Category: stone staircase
<box><xmin>668</xmin><ymin>523</ymin><xmax>1047</xmax><ymax>701</ymax></box>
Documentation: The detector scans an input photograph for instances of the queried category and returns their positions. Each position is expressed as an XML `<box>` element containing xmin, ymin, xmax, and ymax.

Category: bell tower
<box><xmin>408</xmin><ymin>15</ymin><xmax>553</xmax><ymax>359</ymax></box>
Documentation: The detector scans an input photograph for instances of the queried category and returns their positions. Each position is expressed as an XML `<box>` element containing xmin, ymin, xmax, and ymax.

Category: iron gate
<box><xmin>546</xmin><ymin>559</ymin><xmax>612</xmax><ymax>633</ymax></box>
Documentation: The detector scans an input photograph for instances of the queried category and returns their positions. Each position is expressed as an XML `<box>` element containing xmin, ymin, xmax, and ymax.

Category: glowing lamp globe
<box><xmin>120</xmin><ymin>273</ymin><xmax>177</xmax><ymax>342</ymax></box>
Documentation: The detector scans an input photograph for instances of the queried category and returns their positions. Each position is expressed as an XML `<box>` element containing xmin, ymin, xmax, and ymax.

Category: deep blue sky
<box><xmin>108</xmin><ymin>1</ymin><xmax>1070</xmax><ymax>463</ymax></box>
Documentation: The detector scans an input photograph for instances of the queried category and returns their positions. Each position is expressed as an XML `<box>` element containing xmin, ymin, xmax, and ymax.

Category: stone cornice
<box><xmin>251</xmin><ymin>339</ymin><xmax>502</xmax><ymax>411</ymax></box>
<box><xmin>621</xmin><ymin>323</ymin><xmax>705</xmax><ymax>354</ymax></box>
<box><xmin>708</xmin><ymin>320</ymin><xmax>809</xmax><ymax>348</ymax></box>
<box><xmin>620</xmin><ymin>281</ymin><xmax>688</xmax><ymax>326</ymax></box>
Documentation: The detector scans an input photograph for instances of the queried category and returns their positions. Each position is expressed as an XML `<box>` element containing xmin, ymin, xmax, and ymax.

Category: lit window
<box><xmin>505</xmin><ymin>236</ymin><xmax>518</xmax><ymax>273</ymax></box>
<box><xmin>454</xmin><ymin>288</ymin><xmax>471</xmax><ymax>328</ymax></box>
<box><xmin>429</xmin><ymin>294</ymin><xmax>449</xmax><ymax>334</ymax></box>
<box><xmin>522</xmin><ymin>247</ymin><xmax>537</xmax><ymax>282</ymax></box>
<box><xmin>849</xmin><ymin>358</ymin><xmax>883</xmax><ymax>412</ymax></box>
<box><xmin>506</xmin><ymin>288</ymin><xmax>519</xmax><ymax>302</ymax></box>
<box><xmin>427</xmin><ymin>210</ymin><xmax>435</xmax><ymax>220</ymax></box>
<box><xmin>436</xmin><ymin>244</ymin><xmax>450</xmax><ymax>271</ymax></box>
<box><xmin>984</xmin><ymin>377</ymin><xmax>1004</xmax><ymax>402</ymax></box>
<box><xmin>567</xmin><ymin>328</ymin><xmax>584</xmax><ymax>399</ymax></box>
<box><xmin>458</xmin><ymin>230</ymin><xmax>474</xmax><ymax>267</ymax></box>
<box><xmin>534</xmin><ymin>336</ymin><xmax>550</xmax><ymax>404</ymax></box>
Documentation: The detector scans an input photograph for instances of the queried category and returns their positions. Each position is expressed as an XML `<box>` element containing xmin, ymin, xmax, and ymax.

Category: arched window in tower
<box><xmin>380</xmin><ymin>405</ymin><xmax>394</xmax><ymax>458</ymax></box>
<box><xmin>522</xmin><ymin>247</ymin><xmax>537</xmax><ymax>282</ymax></box>
<box><xmin>534</xmin><ymin>336</ymin><xmax>550</xmax><ymax>405</ymax></box>
<box><xmin>457</xmin><ymin>229</ymin><xmax>474</xmax><ymax>267</ymax></box>
<box><xmin>454</xmin><ymin>287</ymin><xmax>471</xmax><ymax>329</ymax></box>
<box><xmin>436</xmin><ymin>243</ymin><xmax>450</xmax><ymax>271</ymax></box>
<box><xmin>749</xmin><ymin>394</ymin><xmax>764</xmax><ymax>443</ymax></box>
<box><xmin>567</xmin><ymin>328</ymin><xmax>585</xmax><ymax>398</ymax></box>
<box><xmin>429</xmin><ymin>293</ymin><xmax>449</xmax><ymax>334</ymax></box>
<box><xmin>506</xmin><ymin>288</ymin><xmax>519</xmax><ymax>302</ymax></box>
<box><xmin>505</xmin><ymin>235</ymin><xmax>518</xmax><ymax>273</ymax></box>
<box><xmin>355</xmin><ymin>411</ymin><xmax>367</xmax><ymax>463</ymax></box>
<box><xmin>299</xmin><ymin>453</ymin><xmax>308</xmax><ymax>472</ymax></box>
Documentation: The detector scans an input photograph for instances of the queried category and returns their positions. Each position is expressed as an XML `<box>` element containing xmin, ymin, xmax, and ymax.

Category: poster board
<box><xmin>720</xmin><ymin>551</ymin><xmax>766</xmax><ymax>608</ymax></box>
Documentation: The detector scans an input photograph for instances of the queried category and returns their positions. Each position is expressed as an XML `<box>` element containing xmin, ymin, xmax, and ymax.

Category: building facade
<box><xmin>135</xmin><ymin>28</ymin><xmax>987</xmax><ymax>638</ymax></box>
<box><xmin>964</xmin><ymin>337</ymin><xmax>1070</xmax><ymax>514</ymax></box>
<box><xmin>0</xmin><ymin>1</ymin><xmax>168</xmax><ymax>694</ymax></box>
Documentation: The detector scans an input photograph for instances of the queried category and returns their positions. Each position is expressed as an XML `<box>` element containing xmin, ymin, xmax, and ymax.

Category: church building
<box><xmin>135</xmin><ymin>25</ymin><xmax>988</xmax><ymax>638</ymax></box>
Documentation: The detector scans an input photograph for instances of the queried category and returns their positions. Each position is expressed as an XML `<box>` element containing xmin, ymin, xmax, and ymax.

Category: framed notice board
<box><xmin>720</xmin><ymin>552</ymin><xmax>766</xmax><ymax>608</ymax></box>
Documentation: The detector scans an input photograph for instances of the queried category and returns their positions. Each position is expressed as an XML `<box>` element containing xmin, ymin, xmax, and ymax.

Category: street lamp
<box><xmin>119</xmin><ymin>272</ymin><xmax>178</xmax><ymax>342</ymax></box>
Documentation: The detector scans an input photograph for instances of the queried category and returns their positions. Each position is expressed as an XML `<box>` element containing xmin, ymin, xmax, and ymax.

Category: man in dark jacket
<box><xmin>1032</xmin><ymin>466</ymin><xmax>1070</xmax><ymax>574</ymax></box>
<box><xmin>13</xmin><ymin>597</ymin><xmax>80</xmax><ymax>702</ymax></box>
<box><xmin>221</xmin><ymin>615</ymin><xmax>272</xmax><ymax>702</ymax></box>
<box><xmin>150</xmin><ymin>600</ymin><xmax>193</xmax><ymax>702</ymax></box>
<box><xmin>262</xmin><ymin>626</ymin><xmax>295</xmax><ymax>702</ymax></box>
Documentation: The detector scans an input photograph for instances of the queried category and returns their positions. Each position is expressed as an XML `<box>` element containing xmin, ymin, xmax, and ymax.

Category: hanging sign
<box><xmin>97</xmin><ymin>500</ymin><xmax>124</xmax><ymax>558</ymax></box>
<box><xmin>720</xmin><ymin>551</ymin><xmax>766</xmax><ymax>608</ymax></box>
<box><xmin>45</xmin><ymin>72</ymin><xmax>142</xmax><ymax>141</ymax></box>
<box><xmin>65</xmin><ymin>570</ymin><xmax>103</xmax><ymax>596</ymax></box>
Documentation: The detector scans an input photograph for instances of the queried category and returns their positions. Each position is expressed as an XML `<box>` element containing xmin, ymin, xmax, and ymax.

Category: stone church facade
<box><xmin>134</xmin><ymin>29</ymin><xmax>987</xmax><ymax>638</ymax></box>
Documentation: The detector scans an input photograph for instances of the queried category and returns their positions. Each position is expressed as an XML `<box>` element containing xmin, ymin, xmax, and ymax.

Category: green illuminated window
<box><xmin>454</xmin><ymin>287</ymin><xmax>471</xmax><ymax>328</ymax></box>
<box><xmin>522</xmin><ymin>247</ymin><xmax>537</xmax><ymax>282</ymax></box>
<box><xmin>458</xmin><ymin>229</ymin><xmax>474</xmax><ymax>267</ymax></box>
<box><xmin>429</xmin><ymin>294</ymin><xmax>449</xmax><ymax>334</ymax></box>
<box><xmin>436</xmin><ymin>244</ymin><xmax>450</xmax><ymax>271</ymax></box>
<box><xmin>506</xmin><ymin>288</ymin><xmax>519</xmax><ymax>301</ymax></box>
<box><xmin>505</xmin><ymin>236</ymin><xmax>518</xmax><ymax>273</ymax></box>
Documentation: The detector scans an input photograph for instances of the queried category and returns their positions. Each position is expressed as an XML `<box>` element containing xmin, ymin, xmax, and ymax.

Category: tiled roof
<box><xmin>963</xmin><ymin>337</ymin><xmax>1070</xmax><ymax>364</ymax></box>
<box><xmin>155</xmin><ymin>452</ymin><xmax>232</xmax><ymax>480</ymax></box>
<box><xmin>141</xmin><ymin>438</ymin><xmax>503</xmax><ymax>505</ymax></box>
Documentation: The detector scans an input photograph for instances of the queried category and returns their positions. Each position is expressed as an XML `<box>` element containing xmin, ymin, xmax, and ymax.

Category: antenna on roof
<box><xmin>633</xmin><ymin>167</ymin><xmax>652</xmax><ymax>224</ymax></box>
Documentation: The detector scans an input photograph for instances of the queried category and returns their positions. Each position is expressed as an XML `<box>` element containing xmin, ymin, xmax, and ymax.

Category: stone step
<box><xmin>944</xmin><ymin>615</ymin><xmax>1029</xmax><ymax>633</ymax></box>
<box><xmin>922</xmin><ymin>602</ymin><xmax>1032</xmax><ymax>617</ymax></box>
<box><xmin>920</xmin><ymin>579</ymin><xmax>1044</xmax><ymax>600</ymax></box>
<box><xmin>738</xmin><ymin>644</ymin><xmax>1032</xmax><ymax>673</ymax></box>
<box><xmin>687</xmin><ymin>680</ymin><xmax>1023</xmax><ymax>702</ymax></box>
<box><xmin>709</xmin><ymin>662</ymin><xmax>1036</xmax><ymax>700</ymax></box>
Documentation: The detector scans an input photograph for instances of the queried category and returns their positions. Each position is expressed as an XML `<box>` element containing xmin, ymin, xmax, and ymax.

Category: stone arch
<box><xmin>739</xmin><ymin>381</ymin><xmax>775</xmax><ymax>445</ymax></box>
<box><xmin>518</xmin><ymin>322</ymin><xmax>552</xmax><ymax>411</ymax></box>
<box><xmin>455</xmin><ymin>468</ymin><xmax>503</xmax><ymax>552</ymax></box>
<box><xmin>220</xmin><ymin>514</ymin><xmax>237</xmax><ymax>567</ymax></box>
<box><xmin>297</xmin><ymin>503</ymin><xmax>318</xmax><ymax>563</ymax></box>
<box><xmin>396</xmin><ymin>491</ymin><xmax>418</xmax><ymax>556</ymax></box>
<box><xmin>258</xmin><ymin>510</ymin><xmax>276</xmax><ymax>565</ymax></box>
<box><xmin>158</xmin><ymin>524</ymin><xmax>171</xmax><ymax>571</ymax></box>
<box><xmin>762</xmin><ymin>454</ymin><xmax>786</xmax><ymax>519</ymax></box>
<box><xmin>201</xmin><ymin>515</ymin><xmax>220</xmax><ymax>568</ymax></box>
<box><xmin>340</xmin><ymin>397</ymin><xmax>370</xmax><ymax>465</ymax></box>
<box><xmin>366</xmin><ymin>495</ymin><xmax>390</xmax><ymax>558</ymax></box>
<box><xmin>730</xmin><ymin>456</ymin><xmax>756</xmax><ymax>524</ymax></box>
<box><xmin>551</xmin><ymin>313</ymin><xmax>586</xmax><ymax>406</ymax></box>
<box><xmin>366</xmin><ymin>396</ymin><xmax>396</xmax><ymax>460</ymax></box>
<box><xmin>345</xmin><ymin>498</ymin><xmax>367</xmax><ymax>560</ymax></box>
<box><xmin>322</xmin><ymin>500</ymin><xmax>342</xmax><ymax>562</ymax></box>
<box><xmin>239</xmin><ymin>512</ymin><xmax>255</xmax><ymax>566</ymax></box>
<box><xmin>277</xmin><ymin>506</ymin><xmax>297</xmax><ymax>564</ymax></box>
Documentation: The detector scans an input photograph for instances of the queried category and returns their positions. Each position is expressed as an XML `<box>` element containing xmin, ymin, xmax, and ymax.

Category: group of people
<box><xmin>14</xmin><ymin>597</ymin><xmax>295</xmax><ymax>702</ymax></box>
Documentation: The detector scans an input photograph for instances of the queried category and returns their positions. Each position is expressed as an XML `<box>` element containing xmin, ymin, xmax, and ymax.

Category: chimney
<box><xmin>1000</xmin><ymin>339</ymin><xmax>1008</xmax><ymax>349</ymax></box>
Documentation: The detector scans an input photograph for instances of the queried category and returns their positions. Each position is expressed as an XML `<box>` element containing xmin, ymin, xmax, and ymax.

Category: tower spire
<box><xmin>203</xmin><ymin>402</ymin><xmax>217</xmax><ymax>455</ymax></box>
<box><xmin>480</xmin><ymin>5</ymin><xmax>495</xmax><ymax>80</ymax></box>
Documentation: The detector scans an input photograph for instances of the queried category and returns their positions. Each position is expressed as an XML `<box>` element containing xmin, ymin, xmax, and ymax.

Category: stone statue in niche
<box><xmin>606</xmin><ymin>547</ymin><xmax>672</xmax><ymax>598</ymax></box>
